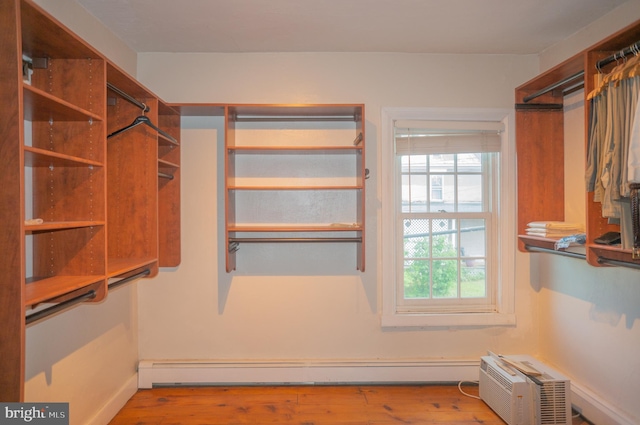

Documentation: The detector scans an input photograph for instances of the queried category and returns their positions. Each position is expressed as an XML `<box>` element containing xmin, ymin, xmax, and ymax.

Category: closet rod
<box><xmin>596</xmin><ymin>40</ymin><xmax>640</xmax><ymax>70</ymax></box>
<box><xmin>524</xmin><ymin>245</ymin><xmax>586</xmax><ymax>259</ymax></box>
<box><xmin>108</xmin><ymin>269</ymin><xmax>151</xmax><ymax>290</ymax></box>
<box><xmin>229</xmin><ymin>237</ymin><xmax>362</xmax><ymax>243</ymax></box>
<box><xmin>522</xmin><ymin>71</ymin><xmax>584</xmax><ymax>103</ymax></box>
<box><xmin>158</xmin><ymin>172</ymin><xmax>174</xmax><ymax>180</ymax></box>
<box><xmin>25</xmin><ymin>290</ymin><xmax>96</xmax><ymax>325</ymax></box>
<box><xmin>234</xmin><ymin>116</ymin><xmax>356</xmax><ymax>122</ymax></box>
<box><xmin>107</xmin><ymin>82</ymin><xmax>150</xmax><ymax>113</ymax></box>
<box><xmin>597</xmin><ymin>257</ymin><xmax>640</xmax><ymax>270</ymax></box>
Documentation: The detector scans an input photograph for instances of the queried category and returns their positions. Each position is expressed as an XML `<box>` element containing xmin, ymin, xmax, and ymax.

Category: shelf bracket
<box><xmin>353</xmin><ymin>132</ymin><xmax>363</xmax><ymax>146</ymax></box>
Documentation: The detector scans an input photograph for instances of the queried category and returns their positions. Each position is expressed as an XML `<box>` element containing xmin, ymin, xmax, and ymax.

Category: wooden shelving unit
<box><xmin>224</xmin><ymin>104</ymin><xmax>366</xmax><ymax>272</ymax></box>
<box><xmin>515</xmin><ymin>19</ymin><xmax>640</xmax><ymax>268</ymax></box>
<box><xmin>0</xmin><ymin>0</ymin><xmax>182</xmax><ymax>401</ymax></box>
<box><xmin>157</xmin><ymin>101</ymin><xmax>181</xmax><ymax>267</ymax></box>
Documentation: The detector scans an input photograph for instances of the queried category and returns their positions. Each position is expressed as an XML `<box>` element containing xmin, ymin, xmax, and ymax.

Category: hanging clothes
<box><xmin>585</xmin><ymin>52</ymin><xmax>640</xmax><ymax>249</ymax></box>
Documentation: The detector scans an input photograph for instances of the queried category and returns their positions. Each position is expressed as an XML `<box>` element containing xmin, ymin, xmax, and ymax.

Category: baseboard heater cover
<box><xmin>137</xmin><ymin>359</ymin><xmax>480</xmax><ymax>388</ymax></box>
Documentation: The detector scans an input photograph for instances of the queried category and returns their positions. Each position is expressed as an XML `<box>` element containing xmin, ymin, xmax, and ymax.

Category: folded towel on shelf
<box><xmin>526</xmin><ymin>221</ymin><xmax>585</xmax><ymax>231</ymax></box>
<box><xmin>525</xmin><ymin>229</ymin><xmax>579</xmax><ymax>237</ymax></box>
<box><xmin>24</xmin><ymin>218</ymin><xmax>43</xmax><ymax>225</ymax></box>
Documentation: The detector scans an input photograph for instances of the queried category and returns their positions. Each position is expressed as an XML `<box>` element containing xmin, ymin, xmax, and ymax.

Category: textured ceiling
<box><xmin>76</xmin><ymin>0</ymin><xmax>631</xmax><ymax>54</ymax></box>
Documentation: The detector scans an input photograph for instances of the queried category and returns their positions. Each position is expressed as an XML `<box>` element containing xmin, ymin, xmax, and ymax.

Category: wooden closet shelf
<box><xmin>589</xmin><ymin>245</ymin><xmax>640</xmax><ymax>266</ymax></box>
<box><xmin>228</xmin><ymin>104</ymin><xmax>363</xmax><ymax>120</ymax></box>
<box><xmin>107</xmin><ymin>257</ymin><xmax>157</xmax><ymax>278</ymax></box>
<box><xmin>228</xmin><ymin>146</ymin><xmax>362</xmax><ymax>154</ymax></box>
<box><xmin>23</xmin><ymin>84</ymin><xmax>103</xmax><ymax>122</ymax></box>
<box><xmin>25</xmin><ymin>220</ymin><xmax>105</xmax><ymax>233</ymax></box>
<box><xmin>229</xmin><ymin>224</ymin><xmax>363</xmax><ymax>232</ymax></box>
<box><xmin>228</xmin><ymin>184</ymin><xmax>363</xmax><ymax>191</ymax></box>
<box><xmin>25</xmin><ymin>275</ymin><xmax>105</xmax><ymax>307</ymax></box>
<box><xmin>158</xmin><ymin>158</ymin><xmax>179</xmax><ymax>169</ymax></box>
<box><xmin>518</xmin><ymin>235</ymin><xmax>562</xmax><ymax>251</ymax></box>
<box><xmin>158</xmin><ymin>132</ymin><xmax>179</xmax><ymax>146</ymax></box>
<box><xmin>24</xmin><ymin>146</ymin><xmax>103</xmax><ymax>168</ymax></box>
<box><xmin>21</xmin><ymin>1</ymin><xmax>103</xmax><ymax>60</ymax></box>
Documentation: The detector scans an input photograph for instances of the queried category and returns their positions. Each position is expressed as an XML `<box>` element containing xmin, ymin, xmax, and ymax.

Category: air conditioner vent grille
<box><xmin>487</xmin><ymin>363</ymin><xmax>513</xmax><ymax>392</ymax></box>
<box><xmin>537</xmin><ymin>381</ymin><xmax>570</xmax><ymax>425</ymax></box>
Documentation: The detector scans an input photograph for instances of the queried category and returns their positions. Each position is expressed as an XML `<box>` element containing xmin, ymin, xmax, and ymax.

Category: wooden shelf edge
<box><xmin>158</xmin><ymin>132</ymin><xmax>179</xmax><ymax>146</ymax></box>
<box><xmin>25</xmin><ymin>275</ymin><xmax>105</xmax><ymax>307</ymax></box>
<box><xmin>228</xmin><ymin>146</ymin><xmax>362</xmax><ymax>153</ymax></box>
<box><xmin>230</xmin><ymin>224</ymin><xmax>363</xmax><ymax>232</ymax></box>
<box><xmin>25</xmin><ymin>220</ymin><xmax>105</xmax><ymax>232</ymax></box>
<box><xmin>518</xmin><ymin>235</ymin><xmax>586</xmax><ymax>259</ymax></box>
<box><xmin>587</xmin><ymin>244</ymin><xmax>640</xmax><ymax>268</ymax></box>
<box><xmin>107</xmin><ymin>257</ymin><xmax>157</xmax><ymax>278</ymax></box>
<box><xmin>23</xmin><ymin>84</ymin><xmax>103</xmax><ymax>122</ymax></box>
<box><xmin>158</xmin><ymin>158</ymin><xmax>180</xmax><ymax>168</ymax></box>
<box><xmin>24</xmin><ymin>146</ymin><xmax>104</xmax><ymax>167</ymax></box>
<box><xmin>228</xmin><ymin>185</ymin><xmax>363</xmax><ymax>191</ymax></box>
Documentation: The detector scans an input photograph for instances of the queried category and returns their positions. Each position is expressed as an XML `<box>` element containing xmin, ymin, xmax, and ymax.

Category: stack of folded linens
<box><xmin>525</xmin><ymin>221</ymin><xmax>585</xmax><ymax>237</ymax></box>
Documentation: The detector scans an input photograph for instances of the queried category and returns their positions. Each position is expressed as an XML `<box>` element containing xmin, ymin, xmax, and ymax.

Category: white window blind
<box><xmin>394</xmin><ymin>120</ymin><xmax>504</xmax><ymax>155</ymax></box>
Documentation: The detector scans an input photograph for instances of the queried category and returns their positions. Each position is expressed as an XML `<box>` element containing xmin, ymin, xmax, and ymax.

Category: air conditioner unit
<box><xmin>479</xmin><ymin>355</ymin><xmax>572</xmax><ymax>425</ymax></box>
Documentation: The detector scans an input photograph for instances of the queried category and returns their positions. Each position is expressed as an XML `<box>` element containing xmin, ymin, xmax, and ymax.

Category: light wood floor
<box><xmin>108</xmin><ymin>384</ymin><xmax>593</xmax><ymax>425</ymax></box>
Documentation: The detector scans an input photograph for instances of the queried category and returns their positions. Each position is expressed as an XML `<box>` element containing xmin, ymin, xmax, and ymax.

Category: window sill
<box><xmin>381</xmin><ymin>312</ymin><xmax>516</xmax><ymax>328</ymax></box>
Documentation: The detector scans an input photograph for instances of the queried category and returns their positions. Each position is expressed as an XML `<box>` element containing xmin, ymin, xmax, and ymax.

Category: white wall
<box><xmin>135</xmin><ymin>53</ymin><xmax>540</xmax><ymax>364</ymax></box>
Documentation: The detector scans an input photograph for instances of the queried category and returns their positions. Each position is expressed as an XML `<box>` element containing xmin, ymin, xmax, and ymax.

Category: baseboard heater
<box><xmin>137</xmin><ymin>359</ymin><xmax>479</xmax><ymax>388</ymax></box>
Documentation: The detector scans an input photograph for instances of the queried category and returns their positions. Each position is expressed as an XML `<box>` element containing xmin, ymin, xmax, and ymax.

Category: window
<box><xmin>381</xmin><ymin>108</ymin><xmax>516</xmax><ymax>327</ymax></box>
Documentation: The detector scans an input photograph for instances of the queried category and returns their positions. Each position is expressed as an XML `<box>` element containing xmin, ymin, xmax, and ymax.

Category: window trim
<box><xmin>381</xmin><ymin>107</ymin><xmax>516</xmax><ymax>328</ymax></box>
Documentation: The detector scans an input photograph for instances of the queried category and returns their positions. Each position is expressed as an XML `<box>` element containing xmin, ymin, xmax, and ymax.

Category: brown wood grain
<box><xmin>108</xmin><ymin>385</ymin><xmax>591</xmax><ymax>425</ymax></box>
<box><xmin>0</xmin><ymin>0</ymin><xmax>25</xmax><ymax>403</ymax></box>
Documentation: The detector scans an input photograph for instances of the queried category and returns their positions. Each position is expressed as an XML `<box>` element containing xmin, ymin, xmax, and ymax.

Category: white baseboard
<box><xmin>571</xmin><ymin>380</ymin><xmax>638</xmax><ymax>425</ymax></box>
<box><xmin>137</xmin><ymin>358</ymin><xmax>480</xmax><ymax>389</ymax></box>
<box><xmin>87</xmin><ymin>374</ymin><xmax>137</xmax><ymax>425</ymax></box>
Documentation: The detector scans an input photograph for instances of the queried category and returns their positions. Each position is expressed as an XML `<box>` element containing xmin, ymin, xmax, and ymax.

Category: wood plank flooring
<box><xmin>109</xmin><ymin>384</ymin><xmax>592</xmax><ymax>425</ymax></box>
<box><xmin>108</xmin><ymin>384</ymin><xmax>499</xmax><ymax>425</ymax></box>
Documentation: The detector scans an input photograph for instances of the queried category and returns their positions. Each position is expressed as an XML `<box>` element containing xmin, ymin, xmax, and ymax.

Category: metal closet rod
<box><xmin>597</xmin><ymin>257</ymin><xmax>640</xmax><ymax>270</ymax></box>
<box><xmin>108</xmin><ymin>268</ymin><xmax>151</xmax><ymax>290</ymax></box>
<box><xmin>107</xmin><ymin>82</ymin><xmax>150</xmax><ymax>113</ymax></box>
<box><xmin>230</xmin><ymin>237</ymin><xmax>362</xmax><ymax>243</ymax></box>
<box><xmin>233</xmin><ymin>116</ymin><xmax>357</xmax><ymax>122</ymax></box>
<box><xmin>522</xmin><ymin>39</ymin><xmax>640</xmax><ymax>104</ymax></box>
<box><xmin>522</xmin><ymin>70</ymin><xmax>584</xmax><ymax>103</ymax></box>
<box><xmin>526</xmin><ymin>245</ymin><xmax>640</xmax><ymax>270</ymax></box>
<box><xmin>26</xmin><ymin>290</ymin><xmax>97</xmax><ymax>325</ymax></box>
<box><xmin>596</xmin><ymin>40</ymin><xmax>640</xmax><ymax>70</ymax></box>
<box><xmin>158</xmin><ymin>172</ymin><xmax>174</xmax><ymax>180</ymax></box>
<box><xmin>524</xmin><ymin>245</ymin><xmax>586</xmax><ymax>259</ymax></box>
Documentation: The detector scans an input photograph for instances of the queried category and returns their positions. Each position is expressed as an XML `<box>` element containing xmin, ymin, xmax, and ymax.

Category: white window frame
<box><xmin>381</xmin><ymin>107</ymin><xmax>516</xmax><ymax>328</ymax></box>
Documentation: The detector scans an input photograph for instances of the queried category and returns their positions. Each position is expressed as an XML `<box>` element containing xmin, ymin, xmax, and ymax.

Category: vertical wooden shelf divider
<box><xmin>106</xmin><ymin>62</ymin><xmax>159</xmax><ymax>278</ymax></box>
<box><xmin>157</xmin><ymin>101</ymin><xmax>181</xmax><ymax>267</ymax></box>
<box><xmin>0</xmin><ymin>0</ymin><xmax>27</xmax><ymax>403</ymax></box>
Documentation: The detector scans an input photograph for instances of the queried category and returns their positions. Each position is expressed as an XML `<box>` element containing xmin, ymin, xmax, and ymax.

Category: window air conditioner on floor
<box><xmin>479</xmin><ymin>354</ymin><xmax>572</xmax><ymax>425</ymax></box>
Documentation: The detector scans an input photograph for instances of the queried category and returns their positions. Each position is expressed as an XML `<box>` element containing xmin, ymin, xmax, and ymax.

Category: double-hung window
<box><xmin>381</xmin><ymin>108</ymin><xmax>516</xmax><ymax>327</ymax></box>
